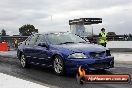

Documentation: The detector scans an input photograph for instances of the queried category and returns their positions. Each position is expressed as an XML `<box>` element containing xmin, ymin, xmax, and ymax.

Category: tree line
<box><xmin>0</xmin><ymin>24</ymin><xmax>119</xmax><ymax>36</ymax></box>
<box><xmin>0</xmin><ymin>24</ymin><xmax>38</xmax><ymax>36</ymax></box>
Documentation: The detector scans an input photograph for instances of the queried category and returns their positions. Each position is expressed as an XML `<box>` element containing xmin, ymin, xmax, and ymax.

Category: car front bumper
<box><xmin>65</xmin><ymin>56</ymin><xmax>114</xmax><ymax>73</ymax></box>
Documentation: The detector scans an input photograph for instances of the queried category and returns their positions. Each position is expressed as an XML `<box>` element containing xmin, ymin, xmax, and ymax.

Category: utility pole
<box><xmin>92</xmin><ymin>26</ymin><xmax>94</xmax><ymax>36</ymax></box>
<box><xmin>51</xmin><ymin>15</ymin><xmax>53</xmax><ymax>22</ymax></box>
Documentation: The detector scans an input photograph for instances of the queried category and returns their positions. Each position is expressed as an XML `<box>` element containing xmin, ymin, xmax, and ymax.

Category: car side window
<box><xmin>36</xmin><ymin>35</ymin><xmax>47</xmax><ymax>45</ymax></box>
<box><xmin>25</xmin><ymin>36</ymin><xmax>31</xmax><ymax>45</ymax></box>
<box><xmin>26</xmin><ymin>35</ymin><xmax>38</xmax><ymax>45</ymax></box>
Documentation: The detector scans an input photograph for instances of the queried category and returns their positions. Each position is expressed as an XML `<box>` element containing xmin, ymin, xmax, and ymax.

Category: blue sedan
<box><xmin>17</xmin><ymin>32</ymin><xmax>114</xmax><ymax>75</ymax></box>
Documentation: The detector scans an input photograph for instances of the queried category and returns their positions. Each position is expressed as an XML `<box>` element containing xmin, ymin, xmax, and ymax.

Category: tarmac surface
<box><xmin>0</xmin><ymin>51</ymin><xmax>132</xmax><ymax>88</ymax></box>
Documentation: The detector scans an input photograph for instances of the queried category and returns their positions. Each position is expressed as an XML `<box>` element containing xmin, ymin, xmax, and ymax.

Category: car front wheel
<box><xmin>20</xmin><ymin>54</ymin><xmax>30</xmax><ymax>68</ymax></box>
<box><xmin>53</xmin><ymin>56</ymin><xmax>65</xmax><ymax>75</ymax></box>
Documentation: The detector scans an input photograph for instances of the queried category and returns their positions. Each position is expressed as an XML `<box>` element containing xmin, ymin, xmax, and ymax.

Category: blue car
<box><xmin>17</xmin><ymin>32</ymin><xmax>114</xmax><ymax>75</ymax></box>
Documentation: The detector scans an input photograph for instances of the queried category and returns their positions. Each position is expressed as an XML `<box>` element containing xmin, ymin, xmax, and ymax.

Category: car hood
<box><xmin>52</xmin><ymin>43</ymin><xmax>106</xmax><ymax>54</ymax></box>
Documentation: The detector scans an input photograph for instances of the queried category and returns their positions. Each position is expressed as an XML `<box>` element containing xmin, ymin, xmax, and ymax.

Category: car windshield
<box><xmin>47</xmin><ymin>33</ymin><xmax>87</xmax><ymax>45</ymax></box>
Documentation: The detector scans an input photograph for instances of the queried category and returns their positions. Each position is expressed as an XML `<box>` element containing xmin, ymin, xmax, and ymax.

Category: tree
<box><xmin>107</xmin><ymin>32</ymin><xmax>117</xmax><ymax>41</ymax></box>
<box><xmin>19</xmin><ymin>24</ymin><xmax>38</xmax><ymax>36</ymax></box>
<box><xmin>107</xmin><ymin>32</ymin><xmax>116</xmax><ymax>36</ymax></box>
<box><xmin>1</xmin><ymin>29</ymin><xmax>6</xmax><ymax>36</ymax></box>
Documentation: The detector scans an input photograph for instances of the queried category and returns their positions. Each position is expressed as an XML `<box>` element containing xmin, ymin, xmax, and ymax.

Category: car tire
<box><xmin>53</xmin><ymin>55</ymin><xmax>65</xmax><ymax>75</ymax></box>
<box><xmin>20</xmin><ymin>54</ymin><xmax>30</xmax><ymax>68</ymax></box>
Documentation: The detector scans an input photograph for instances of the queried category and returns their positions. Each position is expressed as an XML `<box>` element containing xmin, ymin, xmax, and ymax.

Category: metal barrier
<box><xmin>86</xmin><ymin>35</ymin><xmax>132</xmax><ymax>43</ymax></box>
<box><xmin>0</xmin><ymin>35</ymin><xmax>132</xmax><ymax>49</ymax></box>
<box><xmin>0</xmin><ymin>36</ymin><xmax>28</xmax><ymax>49</ymax></box>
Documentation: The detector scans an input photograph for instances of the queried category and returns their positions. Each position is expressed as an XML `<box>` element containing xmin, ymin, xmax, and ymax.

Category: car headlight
<box><xmin>68</xmin><ymin>53</ymin><xmax>87</xmax><ymax>59</ymax></box>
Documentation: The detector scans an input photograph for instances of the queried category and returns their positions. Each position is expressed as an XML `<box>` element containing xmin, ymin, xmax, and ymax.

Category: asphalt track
<box><xmin>0</xmin><ymin>57</ymin><xmax>132</xmax><ymax>88</ymax></box>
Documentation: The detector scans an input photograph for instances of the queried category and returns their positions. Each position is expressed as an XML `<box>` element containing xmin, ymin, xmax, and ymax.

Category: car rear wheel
<box><xmin>53</xmin><ymin>56</ymin><xmax>65</xmax><ymax>75</ymax></box>
<box><xmin>20</xmin><ymin>54</ymin><xmax>30</xmax><ymax>68</ymax></box>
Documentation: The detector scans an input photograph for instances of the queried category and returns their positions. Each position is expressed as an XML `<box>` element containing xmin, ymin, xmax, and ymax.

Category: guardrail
<box><xmin>86</xmin><ymin>35</ymin><xmax>132</xmax><ymax>43</ymax></box>
<box><xmin>0</xmin><ymin>36</ymin><xmax>28</xmax><ymax>48</ymax></box>
<box><xmin>0</xmin><ymin>35</ymin><xmax>132</xmax><ymax>48</ymax></box>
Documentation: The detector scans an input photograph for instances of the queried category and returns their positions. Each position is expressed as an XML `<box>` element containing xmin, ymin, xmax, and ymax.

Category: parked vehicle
<box><xmin>17</xmin><ymin>32</ymin><xmax>114</xmax><ymax>75</ymax></box>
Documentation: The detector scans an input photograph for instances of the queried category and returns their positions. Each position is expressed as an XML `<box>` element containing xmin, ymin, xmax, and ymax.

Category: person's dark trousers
<box><xmin>14</xmin><ymin>44</ymin><xmax>18</xmax><ymax>49</ymax></box>
<box><xmin>100</xmin><ymin>43</ymin><xmax>106</xmax><ymax>47</ymax></box>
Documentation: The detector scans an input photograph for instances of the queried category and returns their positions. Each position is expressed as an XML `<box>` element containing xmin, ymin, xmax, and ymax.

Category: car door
<box><xmin>33</xmin><ymin>35</ymin><xmax>50</xmax><ymax>66</ymax></box>
<box><xmin>24</xmin><ymin>34</ymin><xmax>39</xmax><ymax>63</ymax></box>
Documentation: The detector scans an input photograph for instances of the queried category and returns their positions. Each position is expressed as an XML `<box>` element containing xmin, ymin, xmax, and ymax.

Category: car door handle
<box><xmin>38</xmin><ymin>58</ymin><xmax>45</xmax><ymax>59</ymax></box>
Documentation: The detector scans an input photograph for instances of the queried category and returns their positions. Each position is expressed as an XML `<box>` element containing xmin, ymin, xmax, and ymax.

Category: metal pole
<box><xmin>92</xmin><ymin>26</ymin><xmax>93</xmax><ymax>36</ymax></box>
<box><xmin>50</xmin><ymin>15</ymin><xmax>53</xmax><ymax>22</ymax></box>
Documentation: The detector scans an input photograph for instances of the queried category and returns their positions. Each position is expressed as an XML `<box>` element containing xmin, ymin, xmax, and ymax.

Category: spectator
<box><xmin>14</xmin><ymin>38</ymin><xmax>18</xmax><ymax>49</ymax></box>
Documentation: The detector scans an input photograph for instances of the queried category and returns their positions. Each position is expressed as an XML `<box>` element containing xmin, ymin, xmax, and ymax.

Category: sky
<box><xmin>0</xmin><ymin>0</ymin><xmax>132</xmax><ymax>35</ymax></box>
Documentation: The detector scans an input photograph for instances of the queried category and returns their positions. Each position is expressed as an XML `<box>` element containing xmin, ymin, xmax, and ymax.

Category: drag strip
<box><xmin>0</xmin><ymin>57</ymin><xmax>132</xmax><ymax>88</ymax></box>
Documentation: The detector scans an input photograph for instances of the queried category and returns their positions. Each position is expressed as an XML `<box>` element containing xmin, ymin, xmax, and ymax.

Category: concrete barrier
<box><xmin>0</xmin><ymin>43</ymin><xmax>9</xmax><ymax>51</ymax></box>
<box><xmin>107</xmin><ymin>41</ymin><xmax>132</xmax><ymax>52</ymax></box>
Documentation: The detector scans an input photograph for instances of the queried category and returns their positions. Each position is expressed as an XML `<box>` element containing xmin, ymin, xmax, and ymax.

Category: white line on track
<box><xmin>0</xmin><ymin>73</ymin><xmax>49</xmax><ymax>88</ymax></box>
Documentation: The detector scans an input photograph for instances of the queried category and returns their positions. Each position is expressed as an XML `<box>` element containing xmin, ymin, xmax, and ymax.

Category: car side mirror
<box><xmin>38</xmin><ymin>42</ymin><xmax>48</xmax><ymax>48</ymax></box>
